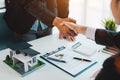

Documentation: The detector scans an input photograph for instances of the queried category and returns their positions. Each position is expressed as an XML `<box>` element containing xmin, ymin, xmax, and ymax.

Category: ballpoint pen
<box><xmin>73</xmin><ymin>57</ymin><xmax>91</xmax><ymax>62</ymax></box>
<box><xmin>47</xmin><ymin>57</ymin><xmax>66</xmax><ymax>63</ymax></box>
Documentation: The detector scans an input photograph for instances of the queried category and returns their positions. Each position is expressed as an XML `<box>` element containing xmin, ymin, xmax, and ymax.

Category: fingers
<box><xmin>66</xmin><ymin>36</ymin><xmax>75</xmax><ymax>41</ymax></box>
<box><xmin>61</xmin><ymin>25</ymin><xmax>77</xmax><ymax>37</ymax></box>
<box><xmin>59</xmin><ymin>34</ymin><xmax>75</xmax><ymax>42</ymax></box>
<box><xmin>59</xmin><ymin>29</ymin><xmax>77</xmax><ymax>42</ymax></box>
<box><xmin>53</xmin><ymin>17</ymin><xmax>77</xmax><ymax>42</ymax></box>
<box><xmin>67</xmin><ymin>18</ymin><xmax>76</xmax><ymax>23</ymax></box>
<box><xmin>53</xmin><ymin>17</ymin><xmax>76</xmax><ymax>27</ymax></box>
<box><xmin>60</xmin><ymin>22</ymin><xmax>78</xmax><ymax>34</ymax></box>
<box><xmin>59</xmin><ymin>33</ymin><xmax>64</xmax><ymax>39</ymax></box>
<box><xmin>60</xmin><ymin>21</ymin><xmax>73</xmax><ymax>29</ymax></box>
<box><xmin>68</xmin><ymin>29</ymin><xmax>77</xmax><ymax>36</ymax></box>
<box><xmin>58</xmin><ymin>23</ymin><xmax>78</xmax><ymax>42</ymax></box>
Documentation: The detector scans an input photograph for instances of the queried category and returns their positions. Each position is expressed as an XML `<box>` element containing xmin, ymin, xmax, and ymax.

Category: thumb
<box><xmin>60</xmin><ymin>22</ymin><xmax>73</xmax><ymax>29</ymax></box>
<box><xmin>68</xmin><ymin>18</ymin><xmax>76</xmax><ymax>23</ymax></box>
<box><xmin>60</xmin><ymin>22</ymin><xmax>78</xmax><ymax>34</ymax></box>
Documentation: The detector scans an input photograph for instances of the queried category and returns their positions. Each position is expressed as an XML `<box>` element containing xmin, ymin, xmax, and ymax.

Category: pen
<box><xmin>73</xmin><ymin>57</ymin><xmax>91</xmax><ymax>62</ymax></box>
<box><xmin>47</xmin><ymin>57</ymin><xmax>66</xmax><ymax>63</ymax></box>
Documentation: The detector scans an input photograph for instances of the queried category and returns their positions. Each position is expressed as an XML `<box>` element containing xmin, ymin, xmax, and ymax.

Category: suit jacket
<box><xmin>95</xmin><ymin>55</ymin><xmax>120</xmax><ymax>80</ymax></box>
<box><xmin>4</xmin><ymin>0</ymin><xmax>69</xmax><ymax>34</ymax></box>
<box><xmin>95</xmin><ymin>29</ymin><xmax>120</xmax><ymax>49</ymax></box>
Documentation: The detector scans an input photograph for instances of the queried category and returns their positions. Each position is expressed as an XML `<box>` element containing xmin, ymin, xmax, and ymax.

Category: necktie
<box><xmin>37</xmin><ymin>20</ymin><xmax>43</xmax><ymax>31</ymax></box>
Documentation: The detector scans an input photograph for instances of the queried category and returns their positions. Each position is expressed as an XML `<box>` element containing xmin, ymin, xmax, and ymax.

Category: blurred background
<box><xmin>69</xmin><ymin>0</ymin><xmax>112</xmax><ymax>28</ymax></box>
<box><xmin>0</xmin><ymin>0</ymin><xmax>113</xmax><ymax>33</ymax></box>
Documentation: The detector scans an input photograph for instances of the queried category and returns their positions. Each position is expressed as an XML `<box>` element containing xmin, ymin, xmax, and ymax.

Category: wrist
<box><xmin>78</xmin><ymin>26</ymin><xmax>87</xmax><ymax>35</ymax></box>
<box><xmin>52</xmin><ymin>17</ymin><xmax>61</xmax><ymax>27</ymax></box>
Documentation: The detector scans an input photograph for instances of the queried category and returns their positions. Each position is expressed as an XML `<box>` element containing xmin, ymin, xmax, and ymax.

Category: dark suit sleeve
<box><xmin>95</xmin><ymin>29</ymin><xmax>120</xmax><ymax>49</ymax></box>
<box><xmin>24</xmin><ymin>0</ymin><xmax>69</xmax><ymax>27</ymax></box>
<box><xmin>95</xmin><ymin>56</ymin><xmax>120</xmax><ymax>80</ymax></box>
<box><xmin>24</xmin><ymin>0</ymin><xmax>57</xmax><ymax>27</ymax></box>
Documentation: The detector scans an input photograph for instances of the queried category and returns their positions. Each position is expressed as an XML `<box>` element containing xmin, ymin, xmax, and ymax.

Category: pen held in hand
<box><xmin>73</xmin><ymin>57</ymin><xmax>91</xmax><ymax>62</ymax></box>
<box><xmin>47</xmin><ymin>57</ymin><xmax>66</xmax><ymax>63</ymax></box>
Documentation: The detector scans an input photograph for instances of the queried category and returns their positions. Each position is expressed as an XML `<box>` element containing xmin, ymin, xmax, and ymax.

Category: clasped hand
<box><xmin>53</xmin><ymin>17</ymin><xmax>78</xmax><ymax>41</ymax></box>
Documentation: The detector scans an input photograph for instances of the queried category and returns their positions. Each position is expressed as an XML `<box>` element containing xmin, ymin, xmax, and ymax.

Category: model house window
<box><xmin>32</xmin><ymin>57</ymin><xmax>36</xmax><ymax>63</ymax></box>
<box><xmin>29</xmin><ymin>61</ymin><xmax>32</xmax><ymax>64</ymax></box>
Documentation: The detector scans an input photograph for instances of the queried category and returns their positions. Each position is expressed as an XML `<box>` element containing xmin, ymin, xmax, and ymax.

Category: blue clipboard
<box><xmin>41</xmin><ymin>46</ymin><xmax>97</xmax><ymax>77</ymax></box>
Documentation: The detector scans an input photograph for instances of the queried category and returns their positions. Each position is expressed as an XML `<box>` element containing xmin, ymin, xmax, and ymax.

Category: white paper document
<box><xmin>41</xmin><ymin>46</ymin><xmax>97</xmax><ymax>77</ymax></box>
<box><xmin>72</xmin><ymin>42</ymin><xmax>97</xmax><ymax>56</ymax></box>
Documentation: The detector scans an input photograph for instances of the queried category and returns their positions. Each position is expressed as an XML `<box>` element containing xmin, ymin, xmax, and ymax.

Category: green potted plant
<box><xmin>102</xmin><ymin>18</ymin><xmax>119</xmax><ymax>54</ymax></box>
<box><xmin>102</xmin><ymin>18</ymin><xmax>117</xmax><ymax>31</ymax></box>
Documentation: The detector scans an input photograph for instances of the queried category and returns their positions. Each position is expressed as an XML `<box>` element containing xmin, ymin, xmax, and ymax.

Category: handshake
<box><xmin>53</xmin><ymin>17</ymin><xmax>83</xmax><ymax>41</ymax></box>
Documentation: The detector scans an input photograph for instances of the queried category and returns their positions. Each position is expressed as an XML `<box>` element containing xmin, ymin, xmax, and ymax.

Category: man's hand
<box><xmin>60</xmin><ymin>21</ymin><xmax>80</xmax><ymax>34</ymax></box>
<box><xmin>53</xmin><ymin>17</ymin><xmax>76</xmax><ymax>25</ymax></box>
<box><xmin>58</xmin><ymin>25</ymin><xmax>77</xmax><ymax>41</ymax></box>
<box><xmin>53</xmin><ymin>17</ymin><xmax>78</xmax><ymax>41</ymax></box>
<box><xmin>60</xmin><ymin>21</ymin><xmax>87</xmax><ymax>35</ymax></box>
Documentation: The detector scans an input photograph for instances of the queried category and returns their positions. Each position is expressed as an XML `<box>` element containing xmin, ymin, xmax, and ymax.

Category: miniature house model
<box><xmin>10</xmin><ymin>49</ymin><xmax>40</xmax><ymax>72</ymax></box>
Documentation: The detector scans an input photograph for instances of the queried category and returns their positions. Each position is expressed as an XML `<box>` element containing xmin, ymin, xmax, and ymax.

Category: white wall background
<box><xmin>69</xmin><ymin>0</ymin><xmax>112</xmax><ymax>28</ymax></box>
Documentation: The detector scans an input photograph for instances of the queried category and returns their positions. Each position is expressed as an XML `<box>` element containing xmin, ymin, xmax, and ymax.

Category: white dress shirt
<box><xmin>85</xmin><ymin>27</ymin><xmax>97</xmax><ymax>41</ymax></box>
<box><xmin>31</xmin><ymin>20</ymin><xmax>48</xmax><ymax>31</ymax></box>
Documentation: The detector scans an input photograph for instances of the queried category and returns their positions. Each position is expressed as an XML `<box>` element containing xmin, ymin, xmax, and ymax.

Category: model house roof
<box><xmin>19</xmin><ymin>48</ymin><xmax>40</xmax><ymax>57</ymax></box>
<box><xmin>9</xmin><ymin>42</ymin><xmax>40</xmax><ymax>57</ymax></box>
<box><xmin>9</xmin><ymin>42</ymin><xmax>32</xmax><ymax>50</ymax></box>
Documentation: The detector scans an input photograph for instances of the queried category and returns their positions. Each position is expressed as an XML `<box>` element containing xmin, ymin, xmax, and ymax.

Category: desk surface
<box><xmin>0</xmin><ymin>34</ymin><xmax>111</xmax><ymax>80</ymax></box>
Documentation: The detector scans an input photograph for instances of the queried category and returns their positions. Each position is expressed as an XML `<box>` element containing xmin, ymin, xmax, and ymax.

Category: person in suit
<box><xmin>4</xmin><ymin>0</ymin><xmax>77</xmax><ymax>42</ymax></box>
<box><xmin>61</xmin><ymin>0</ymin><xmax>120</xmax><ymax>80</ymax></box>
<box><xmin>61</xmin><ymin>0</ymin><xmax>120</xmax><ymax>49</ymax></box>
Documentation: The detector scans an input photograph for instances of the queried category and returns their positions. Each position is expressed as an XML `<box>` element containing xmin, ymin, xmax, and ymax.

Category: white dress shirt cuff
<box><xmin>85</xmin><ymin>27</ymin><xmax>96</xmax><ymax>40</ymax></box>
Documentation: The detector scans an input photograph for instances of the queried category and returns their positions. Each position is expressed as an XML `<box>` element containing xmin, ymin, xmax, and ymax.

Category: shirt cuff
<box><xmin>85</xmin><ymin>27</ymin><xmax>96</xmax><ymax>40</ymax></box>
